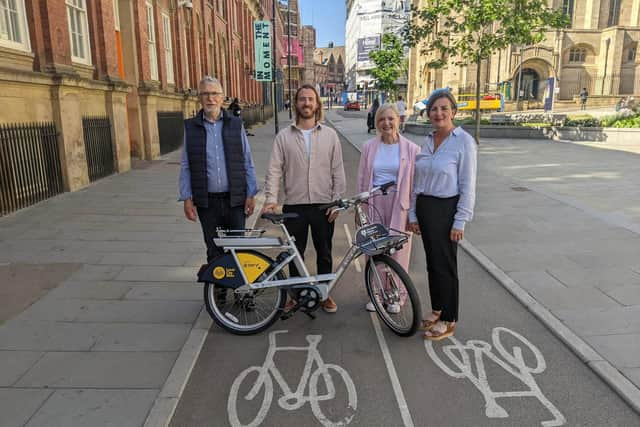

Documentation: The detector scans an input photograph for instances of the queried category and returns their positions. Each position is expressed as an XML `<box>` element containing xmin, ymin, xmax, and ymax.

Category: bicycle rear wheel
<box><xmin>204</xmin><ymin>251</ymin><xmax>287</xmax><ymax>335</ymax></box>
<box><xmin>364</xmin><ymin>254</ymin><xmax>421</xmax><ymax>337</ymax></box>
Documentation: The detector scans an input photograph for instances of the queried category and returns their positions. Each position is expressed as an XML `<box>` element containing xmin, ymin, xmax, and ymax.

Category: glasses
<box><xmin>200</xmin><ymin>91</ymin><xmax>223</xmax><ymax>98</ymax></box>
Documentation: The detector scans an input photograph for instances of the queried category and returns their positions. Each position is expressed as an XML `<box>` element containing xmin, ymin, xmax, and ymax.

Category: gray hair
<box><xmin>198</xmin><ymin>76</ymin><xmax>223</xmax><ymax>91</ymax></box>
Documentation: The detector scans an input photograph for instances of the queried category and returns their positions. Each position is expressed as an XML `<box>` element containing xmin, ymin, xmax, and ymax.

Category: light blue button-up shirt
<box><xmin>178</xmin><ymin>113</ymin><xmax>258</xmax><ymax>201</ymax></box>
<box><xmin>409</xmin><ymin>127</ymin><xmax>477</xmax><ymax>230</ymax></box>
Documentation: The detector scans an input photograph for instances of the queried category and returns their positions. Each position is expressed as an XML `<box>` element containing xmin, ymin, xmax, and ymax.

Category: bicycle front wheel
<box><xmin>364</xmin><ymin>254</ymin><xmax>421</xmax><ymax>337</ymax></box>
<box><xmin>204</xmin><ymin>251</ymin><xmax>287</xmax><ymax>335</ymax></box>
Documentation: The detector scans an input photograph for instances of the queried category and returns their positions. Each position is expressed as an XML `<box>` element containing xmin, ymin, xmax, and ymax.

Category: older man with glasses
<box><xmin>178</xmin><ymin>76</ymin><xmax>258</xmax><ymax>264</ymax></box>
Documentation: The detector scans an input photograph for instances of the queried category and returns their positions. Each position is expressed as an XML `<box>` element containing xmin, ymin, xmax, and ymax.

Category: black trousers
<box><xmin>416</xmin><ymin>195</ymin><xmax>460</xmax><ymax>322</ymax></box>
<box><xmin>197</xmin><ymin>193</ymin><xmax>245</xmax><ymax>263</ymax></box>
<box><xmin>283</xmin><ymin>204</ymin><xmax>335</xmax><ymax>277</ymax></box>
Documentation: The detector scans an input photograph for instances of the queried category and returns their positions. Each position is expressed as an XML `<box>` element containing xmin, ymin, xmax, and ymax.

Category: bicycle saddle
<box><xmin>261</xmin><ymin>213</ymin><xmax>299</xmax><ymax>223</ymax></box>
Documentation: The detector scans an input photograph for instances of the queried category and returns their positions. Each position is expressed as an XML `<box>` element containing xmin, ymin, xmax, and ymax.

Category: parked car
<box><xmin>344</xmin><ymin>101</ymin><xmax>360</xmax><ymax>111</ymax></box>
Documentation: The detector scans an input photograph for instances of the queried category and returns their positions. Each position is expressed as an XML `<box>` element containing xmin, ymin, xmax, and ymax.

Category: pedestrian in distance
<box><xmin>262</xmin><ymin>84</ymin><xmax>346</xmax><ymax>313</ymax></box>
<box><xmin>407</xmin><ymin>90</ymin><xmax>477</xmax><ymax>341</ymax></box>
<box><xmin>357</xmin><ymin>103</ymin><xmax>420</xmax><ymax>313</ymax></box>
<box><xmin>367</xmin><ymin>97</ymin><xmax>380</xmax><ymax>133</ymax></box>
<box><xmin>396</xmin><ymin>95</ymin><xmax>407</xmax><ymax>133</ymax></box>
<box><xmin>228</xmin><ymin>97</ymin><xmax>242</xmax><ymax>117</ymax></box>
<box><xmin>178</xmin><ymin>76</ymin><xmax>258</xmax><ymax>265</ymax></box>
<box><xmin>579</xmin><ymin>87</ymin><xmax>589</xmax><ymax>111</ymax></box>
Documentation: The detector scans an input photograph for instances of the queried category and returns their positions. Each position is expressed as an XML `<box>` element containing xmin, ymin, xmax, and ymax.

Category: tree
<box><xmin>404</xmin><ymin>0</ymin><xmax>569</xmax><ymax>140</ymax></box>
<box><xmin>369</xmin><ymin>33</ymin><xmax>405</xmax><ymax>97</ymax></box>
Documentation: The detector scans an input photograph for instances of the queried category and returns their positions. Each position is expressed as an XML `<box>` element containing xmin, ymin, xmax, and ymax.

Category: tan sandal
<box><xmin>423</xmin><ymin>322</ymin><xmax>456</xmax><ymax>341</ymax></box>
<box><xmin>420</xmin><ymin>311</ymin><xmax>441</xmax><ymax>331</ymax></box>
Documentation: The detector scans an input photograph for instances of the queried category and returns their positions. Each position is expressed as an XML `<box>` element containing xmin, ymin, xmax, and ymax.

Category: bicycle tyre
<box><xmin>204</xmin><ymin>250</ymin><xmax>287</xmax><ymax>335</ymax></box>
<box><xmin>364</xmin><ymin>254</ymin><xmax>421</xmax><ymax>337</ymax></box>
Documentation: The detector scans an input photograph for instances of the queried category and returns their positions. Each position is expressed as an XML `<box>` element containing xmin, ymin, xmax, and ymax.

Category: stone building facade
<box><xmin>0</xmin><ymin>0</ymin><xmax>268</xmax><ymax>196</ymax></box>
<box><xmin>314</xmin><ymin>43</ymin><xmax>345</xmax><ymax>97</ymax></box>
<box><xmin>407</xmin><ymin>0</ymin><xmax>640</xmax><ymax>109</ymax></box>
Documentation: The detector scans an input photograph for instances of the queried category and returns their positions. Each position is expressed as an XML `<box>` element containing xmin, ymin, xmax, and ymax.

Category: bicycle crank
<box><xmin>281</xmin><ymin>286</ymin><xmax>322</xmax><ymax>320</ymax></box>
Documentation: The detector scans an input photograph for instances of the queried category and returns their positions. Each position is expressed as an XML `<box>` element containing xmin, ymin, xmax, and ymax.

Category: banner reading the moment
<box><xmin>254</xmin><ymin>21</ymin><xmax>272</xmax><ymax>82</ymax></box>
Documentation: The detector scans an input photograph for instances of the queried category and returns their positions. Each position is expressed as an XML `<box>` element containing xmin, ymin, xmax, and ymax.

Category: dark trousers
<box><xmin>416</xmin><ymin>195</ymin><xmax>460</xmax><ymax>322</ymax></box>
<box><xmin>283</xmin><ymin>204</ymin><xmax>335</xmax><ymax>277</ymax></box>
<box><xmin>197</xmin><ymin>193</ymin><xmax>245</xmax><ymax>263</ymax></box>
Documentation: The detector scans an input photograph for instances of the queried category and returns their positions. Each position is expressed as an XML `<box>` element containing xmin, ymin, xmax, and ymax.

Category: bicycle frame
<box><xmin>215</xmin><ymin>184</ymin><xmax>406</xmax><ymax>302</ymax></box>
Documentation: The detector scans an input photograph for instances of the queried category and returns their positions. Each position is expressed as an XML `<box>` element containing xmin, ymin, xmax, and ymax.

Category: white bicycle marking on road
<box><xmin>228</xmin><ymin>330</ymin><xmax>358</xmax><ymax>427</ymax></box>
<box><xmin>425</xmin><ymin>326</ymin><xmax>566</xmax><ymax>427</ymax></box>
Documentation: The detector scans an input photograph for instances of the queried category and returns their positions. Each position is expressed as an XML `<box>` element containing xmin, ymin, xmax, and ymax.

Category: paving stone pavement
<box><xmin>326</xmin><ymin>108</ymin><xmax>640</xmax><ymax>413</ymax></box>
<box><xmin>0</xmin><ymin>111</ymin><xmax>290</xmax><ymax>427</ymax></box>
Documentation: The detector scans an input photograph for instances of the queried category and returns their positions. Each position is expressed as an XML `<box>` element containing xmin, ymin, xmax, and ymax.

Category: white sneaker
<box><xmin>386</xmin><ymin>303</ymin><xmax>401</xmax><ymax>314</ymax></box>
<box><xmin>365</xmin><ymin>301</ymin><xmax>376</xmax><ymax>312</ymax></box>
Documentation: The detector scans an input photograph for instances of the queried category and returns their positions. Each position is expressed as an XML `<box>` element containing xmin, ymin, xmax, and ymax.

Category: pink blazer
<box><xmin>357</xmin><ymin>135</ymin><xmax>420</xmax><ymax>232</ymax></box>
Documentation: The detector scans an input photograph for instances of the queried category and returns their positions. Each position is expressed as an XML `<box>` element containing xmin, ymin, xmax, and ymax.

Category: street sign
<box><xmin>254</xmin><ymin>21</ymin><xmax>272</xmax><ymax>82</ymax></box>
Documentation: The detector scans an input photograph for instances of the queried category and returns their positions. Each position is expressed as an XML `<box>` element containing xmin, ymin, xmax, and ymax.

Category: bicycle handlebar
<box><xmin>317</xmin><ymin>181</ymin><xmax>396</xmax><ymax>211</ymax></box>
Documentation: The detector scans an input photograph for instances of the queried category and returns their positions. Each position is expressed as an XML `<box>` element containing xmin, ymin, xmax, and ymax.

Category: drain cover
<box><xmin>511</xmin><ymin>186</ymin><xmax>530</xmax><ymax>192</ymax></box>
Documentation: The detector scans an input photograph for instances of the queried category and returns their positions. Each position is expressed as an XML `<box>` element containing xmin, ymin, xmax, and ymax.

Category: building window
<box><xmin>66</xmin><ymin>0</ymin><xmax>92</xmax><ymax>64</ymax></box>
<box><xmin>608</xmin><ymin>0</ymin><xmax>620</xmax><ymax>27</ymax></box>
<box><xmin>146</xmin><ymin>1</ymin><xmax>158</xmax><ymax>81</ymax></box>
<box><xmin>208</xmin><ymin>24</ymin><xmax>215</xmax><ymax>75</ymax></box>
<box><xmin>1</xmin><ymin>0</ymin><xmax>30</xmax><ymax>52</ymax></box>
<box><xmin>162</xmin><ymin>13</ymin><xmax>174</xmax><ymax>84</ymax></box>
<box><xmin>568</xmin><ymin>47</ymin><xmax>586</xmax><ymax>63</ymax></box>
<box><xmin>113</xmin><ymin>0</ymin><xmax>120</xmax><ymax>30</ymax></box>
<box><xmin>627</xmin><ymin>46</ymin><xmax>637</xmax><ymax>63</ymax></box>
<box><xmin>217</xmin><ymin>0</ymin><xmax>226</xmax><ymax>19</ymax></box>
<box><xmin>562</xmin><ymin>0</ymin><xmax>573</xmax><ymax>24</ymax></box>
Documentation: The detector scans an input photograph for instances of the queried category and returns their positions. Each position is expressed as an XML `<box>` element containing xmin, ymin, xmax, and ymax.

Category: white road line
<box><xmin>343</xmin><ymin>223</ymin><xmax>361</xmax><ymax>272</ymax></box>
<box><xmin>370</xmin><ymin>313</ymin><xmax>415</xmax><ymax>427</ymax></box>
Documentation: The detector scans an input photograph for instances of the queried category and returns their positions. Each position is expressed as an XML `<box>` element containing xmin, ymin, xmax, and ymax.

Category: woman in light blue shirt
<box><xmin>408</xmin><ymin>91</ymin><xmax>477</xmax><ymax>341</ymax></box>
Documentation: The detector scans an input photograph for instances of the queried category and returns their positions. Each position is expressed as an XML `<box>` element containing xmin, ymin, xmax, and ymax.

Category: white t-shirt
<box><xmin>396</xmin><ymin>100</ymin><xmax>406</xmax><ymax>116</ymax></box>
<box><xmin>372</xmin><ymin>143</ymin><xmax>400</xmax><ymax>186</ymax></box>
<box><xmin>301</xmin><ymin>128</ymin><xmax>313</xmax><ymax>158</ymax></box>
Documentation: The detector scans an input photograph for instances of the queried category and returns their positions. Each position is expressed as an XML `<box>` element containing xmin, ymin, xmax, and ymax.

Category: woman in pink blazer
<box><xmin>357</xmin><ymin>103</ymin><xmax>420</xmax><ymax>313</ymax></box>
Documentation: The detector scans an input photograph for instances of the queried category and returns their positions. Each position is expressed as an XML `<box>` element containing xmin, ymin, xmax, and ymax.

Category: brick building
<box><xmin>1</xmin><ymin>0</ymin><xmax>276</xmax><ymax>215</ymax></box>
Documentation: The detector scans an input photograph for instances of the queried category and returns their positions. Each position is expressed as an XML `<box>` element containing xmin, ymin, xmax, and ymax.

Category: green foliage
<box><xmin>563</xmin><ymin>116</ymin><xmax>601</xmax><ymax>127</ymax></box>
<box><xmin>369</xmin><ymin>34</ymin><xmax>405</xmax><ymax>94</ymax></box>
<box><xmin>610</xmin><ymin>114</ymin><xmax>640</xmax><ymax>128</ymax></box>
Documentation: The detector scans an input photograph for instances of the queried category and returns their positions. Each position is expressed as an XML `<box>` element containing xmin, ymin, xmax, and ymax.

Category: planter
<box><xmin>405</xmin><ymin>122</ymin><xmax>640</xmax><ymax>146</ymax></box>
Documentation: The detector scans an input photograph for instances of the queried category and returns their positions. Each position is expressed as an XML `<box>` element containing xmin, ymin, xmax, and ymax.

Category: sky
<box><xmin>298</xmin><ymin>0</ymin><xmax>346</xmax><ymax>47</ymax></box>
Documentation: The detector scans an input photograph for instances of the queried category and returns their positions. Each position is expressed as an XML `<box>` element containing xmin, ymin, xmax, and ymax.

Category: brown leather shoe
<box><xmin>322</xmin><ymin>296</ymin><xmax>338</xmax><ymax>313</ymax></box>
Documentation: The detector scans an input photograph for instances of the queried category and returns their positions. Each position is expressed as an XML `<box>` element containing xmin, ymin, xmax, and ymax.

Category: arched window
<box><xmin>568</xmin><ymin>47</ymin><xmax>586</xmax><ymax>63</ymax></box>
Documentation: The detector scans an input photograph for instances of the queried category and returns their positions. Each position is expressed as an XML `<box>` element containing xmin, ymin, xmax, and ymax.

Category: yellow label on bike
<box><xmin>213</xmin><ymin>266</ymin><xmax>226</xmax><ymax>280</ymax></box>
<box><xmin>237</xmin><ymin>252</ymin><xmax>270</xmax><ymax>283</ymax></box>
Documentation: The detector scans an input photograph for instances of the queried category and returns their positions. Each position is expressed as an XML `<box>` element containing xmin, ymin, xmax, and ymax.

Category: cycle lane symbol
<box><xmin>425</xmin><ymin>326</ymin><xmax>566</xmax><ymax>427</ymax></box>
<box><xmin>228</xmin><ymin>330</ymin><xmax>358</xmax><ymax>427</ymax></box>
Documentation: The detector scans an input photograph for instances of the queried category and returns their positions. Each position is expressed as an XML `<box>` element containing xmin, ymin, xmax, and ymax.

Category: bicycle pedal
<box><xmin>304</xmin><ymin>311</ymin><xmax>316</xmax><ymax>319</ymax></box>
<box><xmin>280</xmin><ymin>304</ymin><xmax>300</xmax><ymax>320</ymax></box>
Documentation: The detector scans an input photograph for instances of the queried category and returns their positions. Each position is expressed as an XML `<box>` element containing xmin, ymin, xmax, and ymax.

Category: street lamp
<box><xmin>287</xmin><ymin>0</ymin><xmax>292</xmax><ymax>119</ymax></box>
<box><xmin>272</xmin><ymin>0</ymin><xmax>279</xmax><ymax>133</ymax></box>
<box><xmin>515</xmin><ymin>46</ymin><xmax>524</xmax><ymax>110</ymax></box>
